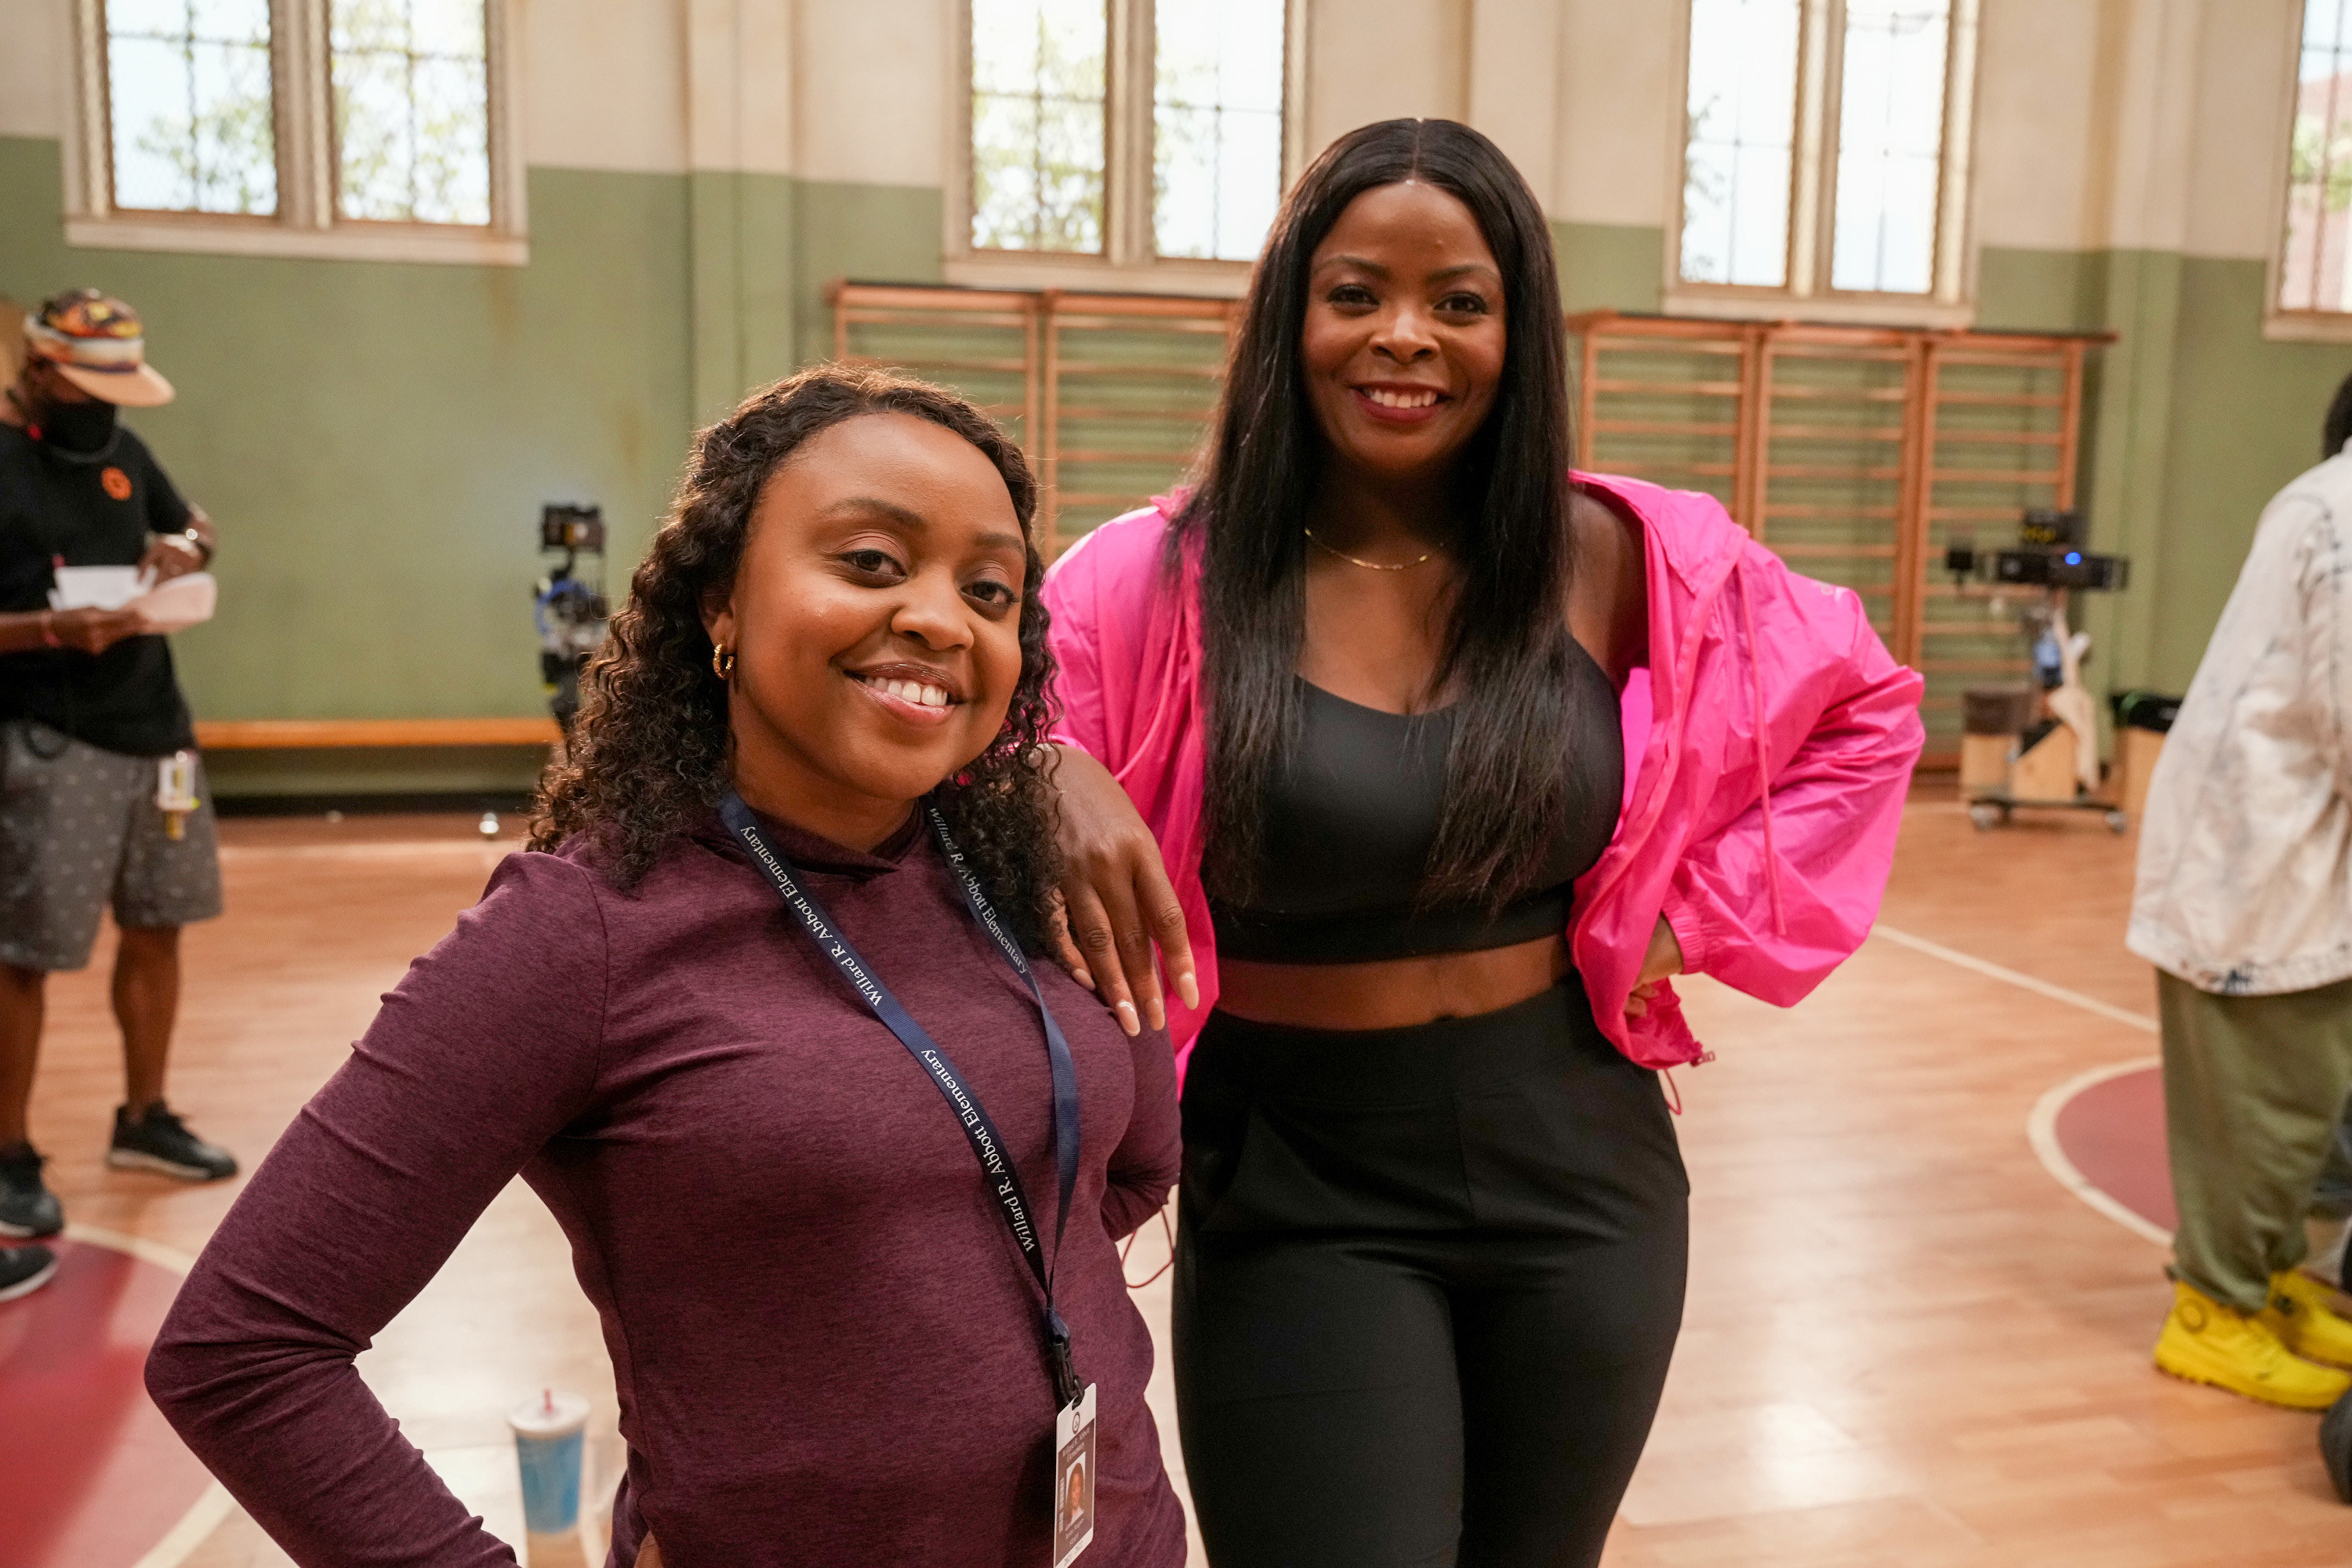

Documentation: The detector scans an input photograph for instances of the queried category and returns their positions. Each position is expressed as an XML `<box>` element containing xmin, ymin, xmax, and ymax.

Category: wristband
<box><xmin>162</xmin><ymin>530</ymin><xmax>212</xmax><ymax>567</ymax></box>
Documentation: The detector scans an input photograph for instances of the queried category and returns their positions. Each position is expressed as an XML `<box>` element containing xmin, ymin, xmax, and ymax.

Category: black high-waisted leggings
<box><xmin>1173</xmin><ymin>977</ymin><xmax>1688</xmax><ymax>1568</ymax></box>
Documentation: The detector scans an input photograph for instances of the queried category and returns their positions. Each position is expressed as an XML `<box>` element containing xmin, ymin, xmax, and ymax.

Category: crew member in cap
<box><xmin>0</xmin><ymin>289</ymin><xmax>236</xmax><ymax>1298</ymax></box>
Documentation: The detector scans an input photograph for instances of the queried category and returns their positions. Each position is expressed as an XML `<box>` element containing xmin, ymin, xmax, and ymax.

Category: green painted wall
<box><xmin>1977</xmin><ymin>243</ymin><xmax>2352</xmax><ymax>699</ymax></box>
<box><xmin>10</xmin><ymin>117</ymin><xmax>2336</xmax><ymax>791</ymax></box>
<box><xmin>0</xmin><ymin>139</ymin><xmax>948</xmax><ymax>797</ymax></box>
<box><xmin>1554</xmin><ymin>221</ymin><xmax>1666</xmax><ymax>316</ymax></box>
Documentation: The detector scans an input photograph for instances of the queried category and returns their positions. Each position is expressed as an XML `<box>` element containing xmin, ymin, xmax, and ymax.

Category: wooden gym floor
<box><xmin>10</xmin><ymin>790</ymin><xmax>2349</xmax><ymax>1567</ymax></box>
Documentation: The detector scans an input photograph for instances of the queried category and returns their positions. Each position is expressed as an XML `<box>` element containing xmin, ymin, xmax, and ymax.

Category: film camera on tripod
<box><xmin>1943</xmin><ymin>510</ymin><xmax>2132</xmax><ymax>831</ymax></box>
<box><xmin>537</xmin><ymin>504</ymin><xmax>609</xmax><ymax>738</ymax></box>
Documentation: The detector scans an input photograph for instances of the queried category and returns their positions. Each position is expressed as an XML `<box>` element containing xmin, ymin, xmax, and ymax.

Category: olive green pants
<box><xmin>2161</xmin><ymin>971</ymin><xmax>2352</xmax><ymax>1312</ymax></box>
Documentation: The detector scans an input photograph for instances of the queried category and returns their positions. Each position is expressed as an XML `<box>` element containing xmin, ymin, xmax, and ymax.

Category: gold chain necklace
<box><xmin>1303</xmin><ymin>527</ymin><xmax>1438</xmax><ymax>572</ymax></box>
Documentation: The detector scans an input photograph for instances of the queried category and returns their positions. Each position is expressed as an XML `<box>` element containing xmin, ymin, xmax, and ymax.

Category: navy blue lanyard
<box><xmin>718</xmin><ymin>791</ymin><xmax>1084</xmax><ymax>1408</ymax></box>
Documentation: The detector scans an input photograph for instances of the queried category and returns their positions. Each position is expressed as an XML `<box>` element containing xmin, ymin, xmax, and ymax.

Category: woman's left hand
<box><xmin>1624</xmin><ymin>916</ymin><xmax>1683</xmax><ymax>1019</ymax></box>
<box><xmin>137</xmin><ymin>531</ymin><xmax>205</xmax><ymax>584</ymax></box>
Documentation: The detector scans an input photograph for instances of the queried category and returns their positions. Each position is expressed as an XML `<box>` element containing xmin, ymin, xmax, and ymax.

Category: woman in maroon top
<box><xmin>145</xmin><ymin>367</ymin><xmax>1188</xmax><ymax>1568</ymax></box>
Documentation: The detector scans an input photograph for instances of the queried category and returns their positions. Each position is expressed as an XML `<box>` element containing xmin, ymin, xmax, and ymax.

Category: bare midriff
<box><xmin>1213</xmin><ymin>931</ymin><xmax>1571</xmax><ymax>1031</ymax></box>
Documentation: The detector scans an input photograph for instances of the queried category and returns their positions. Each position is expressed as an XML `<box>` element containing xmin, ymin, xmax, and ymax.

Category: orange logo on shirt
<box><xmin>100</xmin><ymin>466</ymin><xmax>132</xmax><ymax>501</ymax></box>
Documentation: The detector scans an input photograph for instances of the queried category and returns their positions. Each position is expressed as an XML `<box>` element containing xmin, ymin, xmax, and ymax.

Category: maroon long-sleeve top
<box><xmin>146</xmin><ymin>810</ymin><xmax>1188</xmax><ymax>1568</ymax></box>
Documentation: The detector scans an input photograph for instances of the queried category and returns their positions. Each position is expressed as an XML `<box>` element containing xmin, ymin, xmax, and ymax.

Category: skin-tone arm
<box><xmin>139</xmin><ymin>504</ymin><xmax>216</xmax><ymax>585</ymax></box>
<box><xmin>1046</xmin><ymin>744</ymin><xmax>1198</xmax><ymax>1036</ymax></box>
<box><xmin>0</xmin><ymin>605</ymin><xmax>145</xmax><ymax>655</ymax></box>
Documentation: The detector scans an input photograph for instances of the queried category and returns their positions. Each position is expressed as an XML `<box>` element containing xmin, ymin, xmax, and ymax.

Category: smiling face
<box><xmin>1298</xmin><ymin>179</ymin><xmax>1507</xmax><ymax>490</ymax></box>
<box><xmin>703</xmin><ymin>412</ymin><xmax>1030</xmax><ymax>848</ymax></box>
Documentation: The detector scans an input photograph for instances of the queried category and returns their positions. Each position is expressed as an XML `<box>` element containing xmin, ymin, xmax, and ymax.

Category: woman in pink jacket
<box><xmin>1041</xmin><ymin>120</ymin><xmax>1923</xmax><ymax>1568</ymax></box>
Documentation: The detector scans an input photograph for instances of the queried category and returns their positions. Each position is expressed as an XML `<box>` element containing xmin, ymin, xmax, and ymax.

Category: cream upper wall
<box><xmin>796</xmin><ymin>0</ymin><xmax>950</xmax><ymax>187</ymax></box>
<box><xmin>2182</xmin><ymin>0</ymin><xmax>2299</xmax><ymax>260</ymax></box>
<box><xmin>0</xmin><ymin>2</ymin><xmax>68</xmax><ymax>141</ymax></box>
<box><xmin>1549</xmin><ymin>0</ymin><xmax>1679</xmax><ymax>229</ymax></box>
<box><xmin>0</xmin><ymin>0</ymin><xmax>2318</xmax><ymax>260</ymax></box>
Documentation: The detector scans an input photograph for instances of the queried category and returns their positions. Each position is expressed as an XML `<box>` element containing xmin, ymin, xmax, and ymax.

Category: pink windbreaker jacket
<box><xmin>1041</xmin><ymin>472</ymin><xmax>1926</xmax><ymax>1073</ymax></box>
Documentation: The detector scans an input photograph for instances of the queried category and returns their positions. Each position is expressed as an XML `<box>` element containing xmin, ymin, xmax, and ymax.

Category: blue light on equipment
<box><xmin>2064</xmin><ymin>551</ymin><xmax>2083</xmax><ymax>564</ymax></box>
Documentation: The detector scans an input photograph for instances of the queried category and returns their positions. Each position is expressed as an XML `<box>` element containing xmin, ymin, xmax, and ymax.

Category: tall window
<box><xmin>331</xmin><ymin>1</ymin><xmax>492</xmax><ymax>226</ymax></box>
<box><xmin>72</xmin><ymin>0</ymin><xmax>518</xmax><ymax>261</ymax></box>
<box><xmin>971</xmin><ymin>0</ymin><xmax>1108</xmax><ymax>252</ymax></box>
<box><xmin>1152</xmin><ymin>0</ymin><xmax>1285</xmax><ymax>262</ymax></box>
<box><xmin>1677</xmin><ymin>0</ymin><xmax>1978</xmax><ymax>311</ymax></box>
<box><xmin>2281</xmin><ymin>0</ymin><xmax>2352</xmax><ymax>316</ymax></box>
<box><xmin>963</xmin><ymin>0</ymin><xmax>1292</xmax><ymax>271</ymax></box>
<box><xmin>105</xmin><ymin>0</ymin><xmax>278</xmax><ymax>216</ymax></box>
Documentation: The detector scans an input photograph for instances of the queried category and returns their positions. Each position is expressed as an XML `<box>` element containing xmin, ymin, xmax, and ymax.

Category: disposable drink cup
<box><xmin>509</xmin><ymin>1390</ymin><xmax>591</xmax><ymax>1568</ymax></box>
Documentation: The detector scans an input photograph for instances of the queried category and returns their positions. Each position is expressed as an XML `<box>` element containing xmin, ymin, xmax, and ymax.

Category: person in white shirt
<box><xmin>2132</xmin><ymin>372</ymin><xmax>2352</xmax><ymax>1410</ymax></box>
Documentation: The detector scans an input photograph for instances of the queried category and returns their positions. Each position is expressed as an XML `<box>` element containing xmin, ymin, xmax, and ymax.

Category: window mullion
<box><xmin>1801</xmin><ymin>0</ymin><xmax>1842</xmax><ymax>298</ymax></box>
<box><xmin>1932</xmin><ymin>0</ymin><xmax>1979</xmax><ymax>303</ymax></box>
<box><xmin>1109</xmin><ymin>0</ymin><xmax>1152</xmax><ymax>264</ymax></box>
<box><xmin>274</xmin><ymin>0</ymin><xmax>333</xmax><ymax>230</ymax></box>
<box><xmin>1797</xmin><ymin>0</ymin><xmax>1835</xmax><ymax>300</ymax></box>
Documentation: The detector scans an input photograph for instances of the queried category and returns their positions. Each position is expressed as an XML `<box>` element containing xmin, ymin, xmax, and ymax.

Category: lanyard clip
<box><xmin>1047</xmin><ymin>1319</ymin><xmax>1081</xmax><ymax>1410</ymax></box>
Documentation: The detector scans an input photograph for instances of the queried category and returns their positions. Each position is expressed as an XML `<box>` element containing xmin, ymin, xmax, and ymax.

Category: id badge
<box><xmin>1051</xmin><ymin>1382</ymin><xmax>1098</xmax><ymax>1567</ymax></box>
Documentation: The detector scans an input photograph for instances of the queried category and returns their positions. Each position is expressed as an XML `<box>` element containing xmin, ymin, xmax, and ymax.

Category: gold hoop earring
<box><xmin>711</xmin><ymin>642</ymin><xmax>735</xmax><ymax>680</ymax></box>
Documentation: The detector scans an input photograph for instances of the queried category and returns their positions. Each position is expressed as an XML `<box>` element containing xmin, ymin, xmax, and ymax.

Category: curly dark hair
<box><xmin>530</xmin><ymin>364</ymin><xmax>1062</xmax><ymax>950</ymax></box>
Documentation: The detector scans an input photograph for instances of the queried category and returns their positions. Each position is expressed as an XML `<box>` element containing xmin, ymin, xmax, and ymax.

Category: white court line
<box><xmin>2025</xmin><ymin>1057</ymin><xmax>2172</xmax><ymax>1246</ymax></box>
<box><xmin>1868</xmin><ymin>922</ymin><xmax>2159</xmax><ymax>1034</ymax></box>
<box><xmin>59</xmin><ymin>1225</ymin><xmax>233</xmax><ymax>1568</ymax></box>
<box><xmin>128</xmin><ymin>1485</ymin><xmax>236</xmax><ymax>1568</ymax></box>
<box><xmin>1867</xmin><ymin>921</ymin><xmax>2169</xmax><ymax>1245</ymax></box>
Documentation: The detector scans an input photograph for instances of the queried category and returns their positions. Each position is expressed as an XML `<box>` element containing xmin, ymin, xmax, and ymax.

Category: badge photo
<box><xmin>1051</xmin><ymin>1381</ymin><xmax>1098</xmax><ymax>1568</ymax></box>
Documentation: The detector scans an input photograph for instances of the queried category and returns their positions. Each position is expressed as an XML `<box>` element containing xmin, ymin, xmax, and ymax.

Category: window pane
<box><xmin>331</xmin><ymin>0</ymin><xmax>493</xmax><ymax>227</ymax></box>
<box><xmin>2283</xmin><ymin>2</ymin><xmax>2352</xmax><ymax>313</ymax></box>
<box><xmin>1830</xmin><ymin>0</ymin><xmax>1949</xmax><ymax>294</ymax></box>
<box><xmin>1682</xmin><ymin>0</ymin><xmax>1798</xmax><ymax>287</ymax></box>
<box><xmin>1152</xmin><ymin>0</ymin><xmax>1284</xmax><ymax>261</ymax></box>
<box><xmin>107</xmin><ymin>0</ymin><xmax>278</xmax><ymax>216</ymax></box>
<box><xmin>971</xmin><ymin>0</ymin><xmax>1107</xmax><ymax>252</ymax></box>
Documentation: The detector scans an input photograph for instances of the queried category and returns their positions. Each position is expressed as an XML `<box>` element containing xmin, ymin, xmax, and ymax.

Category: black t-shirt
<box><xmin>0</xmin><ymin>421</ymin><xmax>198</xmax><ymax>756</ymax></box>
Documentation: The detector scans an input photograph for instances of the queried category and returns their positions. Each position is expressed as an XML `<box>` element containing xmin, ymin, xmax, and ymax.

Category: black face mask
<box><xmin>33</xmin><ymin>394</ymin><xmax>118</xmax><ymax>455</ymax></box>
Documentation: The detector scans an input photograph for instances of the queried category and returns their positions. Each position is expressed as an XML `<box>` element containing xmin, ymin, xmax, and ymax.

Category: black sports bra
<box><xmin>1208</xmin><ymin>650</ymin><xmax>1624</xmax><ymax>964</ymax></box>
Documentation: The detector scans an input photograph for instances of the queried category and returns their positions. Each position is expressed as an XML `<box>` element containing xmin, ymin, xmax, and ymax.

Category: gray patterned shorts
<box><xmin>0</xmin><ymin>720</ymin><xmax>223</xmax><ymax>972</ymax></box>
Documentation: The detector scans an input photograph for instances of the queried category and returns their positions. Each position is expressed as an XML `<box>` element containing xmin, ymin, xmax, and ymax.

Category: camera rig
<box><xmin>537</xmin><ymin>503</ymin><xmax>609</xmax><ymax>736</ymax></box>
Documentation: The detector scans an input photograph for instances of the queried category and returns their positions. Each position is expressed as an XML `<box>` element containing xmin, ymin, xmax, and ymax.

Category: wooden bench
<box><xmin>194</xmin><ymin>718</ymin><xmax>561</xmax><ymax>749</ymax></box>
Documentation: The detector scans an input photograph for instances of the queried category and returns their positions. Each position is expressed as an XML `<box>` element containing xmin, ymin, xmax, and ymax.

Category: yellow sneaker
<box><xmin>2154</xmin><ymin>1280</ymin><xmax>2352</xmax><ymax>1410</ymax></box>
<box><xmin>2262</xmin><ymin>1269</ymin><xmax>2352</xmax><ymax>1368</ymax></box>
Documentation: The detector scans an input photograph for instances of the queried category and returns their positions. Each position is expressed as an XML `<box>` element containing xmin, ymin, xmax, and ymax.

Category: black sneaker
<box><xmin>0</xmin><ymin>1142</ymin><xmax>62</xmax><ymax>1237</ymax></box>
<box><xmin>0</xmin><ymin>1244</ymin><xmax>58</xmax><ymax>1302</ymax></box>
<box><xmin>108</xmin><ymin>1103</ymin><xmax>237</xmax><ymax>1181</ymax></box>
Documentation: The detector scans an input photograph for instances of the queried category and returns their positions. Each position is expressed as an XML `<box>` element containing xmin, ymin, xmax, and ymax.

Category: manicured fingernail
<box><xmin>1178</xmin><ymin>974</ymin><xmax>1200</xmax><ymax>1009</ymax></box>
<box><xmin>1115</xmin><ymin>999</ymin><xmax>1139</xmax><ymax>1036</ymax></box>
<box><xmin>1147</xmin><ymin>997</ymin><xmax>1166</xmax><ymax>1032</ymax></box>
<box><xmin>1073</xmin><ymin>968</ymin><xmax>1093</xmax><ymax>989</ymax></box>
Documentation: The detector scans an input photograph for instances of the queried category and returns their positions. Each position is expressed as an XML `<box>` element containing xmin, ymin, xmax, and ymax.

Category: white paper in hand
<box><xmin>49</xmin><ymin>565</ymin><xmax>147</xmax><ymax>610</ymax></box>
<box><xmin>125</xmin><ymin>572</ymin><xmax>216</xmax><ymax>633</ymax></box>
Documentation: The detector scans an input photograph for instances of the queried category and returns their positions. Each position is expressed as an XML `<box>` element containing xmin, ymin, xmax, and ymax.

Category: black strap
<box><xmin>718</xmin><ymin>791</ymin><xmax>1084</xmax><ymax>1408</ymax></box>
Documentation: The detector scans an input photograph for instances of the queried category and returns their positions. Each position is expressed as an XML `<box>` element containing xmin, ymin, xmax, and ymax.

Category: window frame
<box><xmin>62</xmin><ymin>0</ymin><xmax>527</xmax><ymax>267</ymax></box>
<box><xmin>1664</xmin><ymin>0</ymin><xmax>1980</xmax><ymax>328</ymax></box>
<box><xmin>945</xmin><ymin>0</ymin><xmax>1308</xmax><ymax>299</ymax></box>
<box><xmin>2265</xmin><ymin>0</ymin><xmax>2352</xmax><ymax>343</ymax></box>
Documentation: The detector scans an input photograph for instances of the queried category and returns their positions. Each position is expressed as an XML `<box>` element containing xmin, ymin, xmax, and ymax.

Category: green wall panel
<box><xmin>2153</xmin><ymin>256</ymin><xmax>2352</xmax><ymax>691</ymax></box>
<box><xmin>0</xmin><ymin>140</ymin><xmax>949</xmax><ymax>797</ymax></box>
<box><xmin>1552</xmin><ymin>221</ymin><xmax>1665</xmax><ymax>316</ymax></box>
<box><xmin>13</xmin><ymin>124</ymin><xmax>2336</xmax><ymax>790</ymax></box>
<box><xmin>792</xmin><ymin>180</ymin><xmax>946</xmax><ymax>363</ymax></box>
<box><xmin>0</xmin><ymin>135</ymin><xmax>695</xmax><ymax>797</ymax></box>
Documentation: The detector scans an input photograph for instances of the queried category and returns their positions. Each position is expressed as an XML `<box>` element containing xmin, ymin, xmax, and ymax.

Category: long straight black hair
<box><xmin>1174</xmin><ymin>118</ymin><xmax>1585</xmax><ymax>908</ymax></box>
